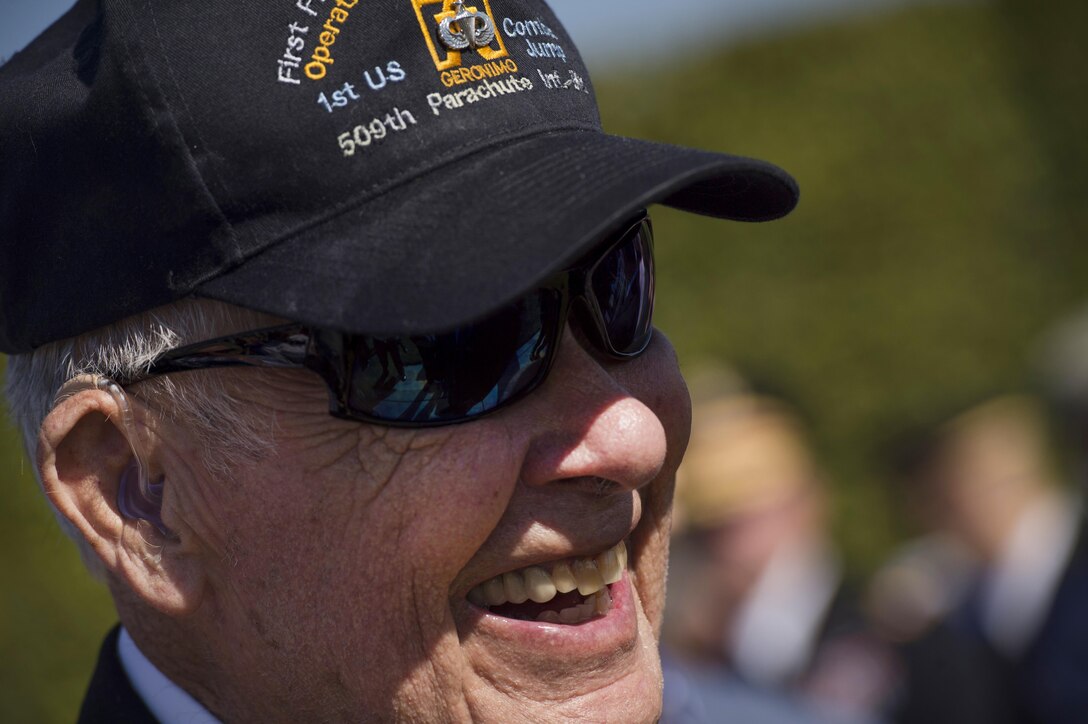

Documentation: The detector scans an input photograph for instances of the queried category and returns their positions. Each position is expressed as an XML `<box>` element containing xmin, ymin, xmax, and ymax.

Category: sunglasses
<box><xmin>118</xmin><ymin>215</ymin><xmax>655</xmax><ymax>427</ymax></box>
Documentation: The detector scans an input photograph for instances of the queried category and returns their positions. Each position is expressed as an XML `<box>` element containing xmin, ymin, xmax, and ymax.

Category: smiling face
<box><xmin>153</xmin><ymin>324</ymin><xmax>690</xmax><ymax>722</ymax></box>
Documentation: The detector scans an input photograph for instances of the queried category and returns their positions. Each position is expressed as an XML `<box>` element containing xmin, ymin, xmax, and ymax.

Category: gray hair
<box><xmin>3</xmin><ymin>298</ymin><xmax>277</xmax><ymax>574</ymax></box>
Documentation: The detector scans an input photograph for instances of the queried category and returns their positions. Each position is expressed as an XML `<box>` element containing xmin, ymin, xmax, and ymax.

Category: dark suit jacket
<box><xmin>1009</xmin><ymin>511</ymin><xmax>1088</xmax><ymax>724</ymax></box>
<box><xmin>78</xmin><ymin>626</ymin><xmax>158</xmax><ymax>724</ymax></box>
<box><xmin>949</xmin><ymin>510</ymin><xmax>1088</xmax><ymax>724</ymax></box>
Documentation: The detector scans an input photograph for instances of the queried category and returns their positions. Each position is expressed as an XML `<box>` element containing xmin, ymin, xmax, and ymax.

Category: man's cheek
<box><xmin>381</xmin><ymin>426</ymin><xmax>521</xmax><ymax>580</ymax></box>
<box><xmin>634</xmin><ymin>474</ymin><xmax>677</xmax><ymax>635</ymax></box>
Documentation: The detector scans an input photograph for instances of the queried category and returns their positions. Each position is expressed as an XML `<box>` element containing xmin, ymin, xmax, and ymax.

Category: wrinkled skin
<box><xmin>41</xmin><ymin>324</ymin><xmax>691</xmax><ymax>722</ymax></box>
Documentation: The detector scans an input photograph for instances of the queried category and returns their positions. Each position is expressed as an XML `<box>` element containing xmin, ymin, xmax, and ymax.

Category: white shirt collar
<box><xmin>117</xmin><ymin>627</ymin><xmax>222</xmax><ymax>724</ymax></box>
<box><xmin>727</xmin><ymin>536</ymin><xmax>841</xmax><ymax>686</ymax></box>
<box><xmin>980</xmin><ymin>490</ymin><xmax>1082</xmax><ymax>657</ymax></box>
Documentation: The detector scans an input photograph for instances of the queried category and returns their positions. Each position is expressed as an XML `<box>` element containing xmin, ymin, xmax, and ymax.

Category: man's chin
<box><xmin>455</xmin><ymin>574</ymin><xmax>664</xmax><ymax>721</ymax></box>
<box><xmin>468</xmin><ymin>664</ymin><xmax>663</xmax><ymax>723</ymax></box>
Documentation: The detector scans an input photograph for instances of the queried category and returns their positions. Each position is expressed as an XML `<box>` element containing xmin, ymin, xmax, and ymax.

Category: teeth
<box><xmin>595</xmin><ymin>588</ymin><xmax>613</xmax><ymax>615</ymax></box>
<box><xmin>523</xmin><ymin>566</ymin><xmax>557</xmax><ymax>604</ymax></box>
<box><xmin>559</xmin><ymin>605</ymin><xmax>584</xmax><ymax>624</ymax></box>
<box><xmin>551</xmin><ymin>562</ymin><xmax>578</xmax><ymax>594</ymax></box>
<box><xmin>502</xmin><ymin>571</ymin><xmax>529</xmax><ymax>604</ymax></box>
<box><xmin>549</xmin><ymin>592</ymin><xmax>610</xmax><ymax>625</ymax></box>
<box><xmin>573</xmin><ymin>558</ymin><xmax>605</xmax><ymax>596</ymax></box>
<box><xmin>596</xmin><ymin>546</ymin><xmax>623</xmax><ymax>585</ymax></box>
<box><xmin>483</xmin><ymin>577</ymin><xmax>506</xmax><ymax>606</ymax></box>
<box><xmin>467</xmin><ymin>541</ymin><xmax>629</xmax><ymax>613</ymax></box>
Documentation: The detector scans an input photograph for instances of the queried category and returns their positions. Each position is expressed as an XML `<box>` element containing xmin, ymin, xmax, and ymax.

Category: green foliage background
<box><xmin>1</xmin><ymin>1</ymin><xmax>1086</xmax><ymax>720</ymax></box>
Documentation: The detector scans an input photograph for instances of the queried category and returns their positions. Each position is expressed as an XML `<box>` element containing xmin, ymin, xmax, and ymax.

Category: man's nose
<box><xmin>516</xmin><ymin>325</ymin><xmax>668</xmax><ymax>492</ymax></box>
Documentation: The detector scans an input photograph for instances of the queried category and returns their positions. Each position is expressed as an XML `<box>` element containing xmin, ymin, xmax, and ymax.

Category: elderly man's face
<box><xmin>164</xmin><ymin>324</ymin><xmax>689</xmax><ymax>721</ymax></box>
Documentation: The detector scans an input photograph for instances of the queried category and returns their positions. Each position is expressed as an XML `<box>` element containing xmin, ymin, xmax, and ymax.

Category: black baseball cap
<box><xmin>0</xmin><ymin>0</ymin><xmax>798</xmax><ymax>354</ymax></box>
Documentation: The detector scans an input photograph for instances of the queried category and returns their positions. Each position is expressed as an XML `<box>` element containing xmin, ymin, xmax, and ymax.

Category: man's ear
<box><xmin>38</xmin><ymin>385</ymin><xmax>206</xmax><ymax>617</ymax></box>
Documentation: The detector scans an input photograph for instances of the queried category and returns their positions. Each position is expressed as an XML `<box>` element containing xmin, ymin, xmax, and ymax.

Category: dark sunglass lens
<box><xmin>344</xmin><ymin>290</ymin><xmax>562</xmax><ymax>423</ymax></box>
<box><xmin>591</xmin><ymin>221</ymin><xmax>655</xmax><ymax>355</ymax></box>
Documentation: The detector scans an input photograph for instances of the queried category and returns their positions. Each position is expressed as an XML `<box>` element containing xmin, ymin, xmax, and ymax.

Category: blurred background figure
<box><xmin>1019</xmin><ymin>306</ymin><xmax>1088</xmax><ymax>723</ymax></box>
<box><xmin>664</xmin><ymin>379</ymin><xmax>1000</xmax><ymax>723</ymax></box>
<box><xmin>873</xmin><ymin>393</ymin><xmax>1086</xmax><ymax>723</ymax></box>
<box><xmin>664</xmin><ymin>382</ymin><xmax>892</xmax><ymax>723</ymax></box>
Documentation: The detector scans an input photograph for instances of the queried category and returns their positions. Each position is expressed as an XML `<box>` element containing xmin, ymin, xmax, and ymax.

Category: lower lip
<box><xmin>458</xmin><ymin>574</ymin><xmax>639</xmax><ymax>654</ymax></box>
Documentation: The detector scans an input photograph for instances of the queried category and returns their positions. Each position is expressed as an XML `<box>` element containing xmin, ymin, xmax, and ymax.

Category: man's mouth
<box><xmin>466</xmin><ymin>541</ymin><xmax>628</xmax><ymax>625</ymax></box>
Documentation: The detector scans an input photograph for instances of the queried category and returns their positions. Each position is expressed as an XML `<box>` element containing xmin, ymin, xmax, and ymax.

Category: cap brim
<box><xmin>197</xmin><ymin>130</ymin><xmax>798</xmax><ymax>336</ymax></box>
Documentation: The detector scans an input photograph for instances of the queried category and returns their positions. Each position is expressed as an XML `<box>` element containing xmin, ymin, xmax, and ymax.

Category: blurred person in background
<box><xmin>872</xmin><ymin>394</ymin><xmax>1085</xmax><ymax>724</ymax></box>
<box><xmin>1025</xmin><ymin>306</ymin><xmax>1088</xmax><ymax>723</ymax></box>
<box><xmin>663</xmin><ymin>385</ymin><xmax>998</xmax><ymax>724</ymax></box>
<box><xmin>662</xmin><ymin>388</ymin><xmax>896</xmax><ymax>723</ymax></box>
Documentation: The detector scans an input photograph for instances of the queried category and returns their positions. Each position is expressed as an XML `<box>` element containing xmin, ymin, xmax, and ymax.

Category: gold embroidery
<box><xmin>305</xmin><ymin>0</ymin><xmax>360</xmax><ymax>81</ymax></box>
<box><xmin>411</xmin><ymin>0</ymin><xmax>509</xmax><ymax>72</ymax></box>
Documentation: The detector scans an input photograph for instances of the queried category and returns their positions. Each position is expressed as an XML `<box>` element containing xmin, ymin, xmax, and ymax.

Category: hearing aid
<box><xmin>54</xmin><ymin>375</ymin><xmax>172</xmax><ymax>538</ymax></box>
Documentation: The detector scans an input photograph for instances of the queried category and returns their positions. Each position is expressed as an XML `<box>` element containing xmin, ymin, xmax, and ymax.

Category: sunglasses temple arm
<box><xmin>118</xmin><ymin>327</ymin><xmax>312</xmax><ymax>385</ymax></box>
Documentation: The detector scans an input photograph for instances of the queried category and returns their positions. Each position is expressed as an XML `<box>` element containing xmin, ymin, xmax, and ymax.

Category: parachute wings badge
<box><xmin>438</xmin><ymin>0</ymin><xmax>496</xmax><ymax>51</ymax></box>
